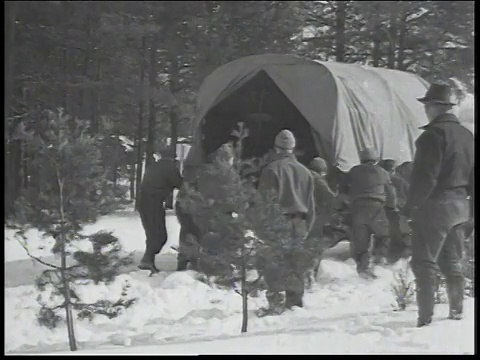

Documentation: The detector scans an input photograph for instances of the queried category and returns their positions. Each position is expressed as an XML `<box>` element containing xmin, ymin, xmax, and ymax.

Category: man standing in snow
<box><xmin>403</xmin><ymin>83</ymin><xmax>474</xmax><ymax>327</ymax></box>
<box><xmin>305</xmin><ymin>157</ymin><xmax>337</xmax><ymax>286</ymax></box>
<box><xmin>256</xmin><ymin>129</ymin><xmax>316</xmax><ymax>316</ymax></box>
<box><xmin>343</xmin><ymin>148</ymin><xmax>397</xmax><ymax>279</ymax></box>
<box><xmin>380</xmin><ymin>159</ymin><xmax>412</xmax><ymax>262</ymax></box>
<box><xmin>138</xmin><ymin>151</ymin><xmax>182</xmax><ymax>273</ymax></box>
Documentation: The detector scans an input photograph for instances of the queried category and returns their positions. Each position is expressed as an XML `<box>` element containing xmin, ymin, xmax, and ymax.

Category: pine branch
<box><xmin>15</xmin><ymin>236</ymin><xmax>62</xmax><ymax>270</ymax></box>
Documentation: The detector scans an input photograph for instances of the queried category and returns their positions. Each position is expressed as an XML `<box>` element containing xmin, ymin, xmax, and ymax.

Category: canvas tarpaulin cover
<box><xmin>185</xmin><ymin>54</ymin><xmax>430</xmax><ymax>173</ymax></box>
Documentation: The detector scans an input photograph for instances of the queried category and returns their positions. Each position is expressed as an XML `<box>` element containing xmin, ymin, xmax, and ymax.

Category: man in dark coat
<box><xmin>403</xmin><ymin>84</ymin><xmax>474</xmax><ymax>327</ymax></box>
<box><xmin>256</xmin><ymin>129</ymin><xmax>316</xmax><ymax>316</ymax></box>
<box><xmin>380</xmin><ymin>159</ymin><xmax>412</xmax><ymax>262</ymax></box>
<box><xmin>395</xmin><ymin>161</ymin><xmax>414</xmax><ymax>185</ymax></box>
<box><xmin>138</xmin><ymin>151</ymin><xmax>182</xmax><ymax>272</ymax></box>
<box><xmin>305</xmin><ymin>157</ymin><xmax>337</xmax><ymax>286</ymax></box>
<box><xmin>343</xmin><ymin>148</ymin><xmax>397</xmax><ymax>279</ymax></box>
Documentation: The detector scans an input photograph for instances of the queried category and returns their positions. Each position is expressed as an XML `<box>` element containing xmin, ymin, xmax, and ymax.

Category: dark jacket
<box><xmin>258</xmin><ymin>152</ymin><xmax>316</xmax><ymax>233</ymax></box>
<box><xmin>395</xmin><ymin>162</ymin><xmax>413</xmax><ymax>184</ymax></box>
<box><xmin>311</xmin><ymin>171</ymin><xmax>336</xmax><ymax>224</ymax></box>
<box><xmin>391</xmin><ymin>173</ymin><xmax>409</xmax><ymax>210</ymax></box>
<box><xmin>345</xmin><ymin>163</ymin><xmax>397</xmax><ymax>209</ymax></box>
<box><xmin>405</xmin><ymin>113</ymin><xmax>474</xmax><ymax>211</ymax></box>
<box><xmin>140</xmin><ymin>159</ymin><xmax>182</xmax><ymax>200</ymax></box>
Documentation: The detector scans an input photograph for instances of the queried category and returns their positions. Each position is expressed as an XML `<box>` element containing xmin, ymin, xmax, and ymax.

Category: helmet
<box><xmin>310</xmin><ymin>157</ymin><xmax>328</xmax><ymax>174</ymax></box>
<box><xmin>359</xmin><ymin>147</ymin><xmax>379</xmax><ymax>162</ymax></box>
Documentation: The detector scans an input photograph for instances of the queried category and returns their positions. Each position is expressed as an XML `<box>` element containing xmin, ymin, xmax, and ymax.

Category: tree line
<box><xmin>4</xmin><ymin>1</ymin><xmax>473</xmax><ymax>219</ymax></box>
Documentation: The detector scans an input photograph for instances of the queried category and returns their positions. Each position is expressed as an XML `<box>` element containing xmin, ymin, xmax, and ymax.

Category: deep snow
<box><xmin>6</xmin><ymin>259</ymin><xmax>475</xmax><ymax>354</ymax></box>
<box><xmin>4</xmin><ymin>199</ymin><xmax>476</xmax><ymax>355</ymax></box>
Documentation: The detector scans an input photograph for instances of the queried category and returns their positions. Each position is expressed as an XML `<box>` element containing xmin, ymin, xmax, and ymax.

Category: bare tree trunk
<box><xmin>4</xmin><ymin>1</ymin><xmax>17</xmax><ymax>217</ymax></box>
<box><xmin>387</xmin><ymin>7</ymin><xmax>397</xmax><ymax>69</ymax></box>
<box><xmin>62</xmin><ymin>48</ymin><xmax>69</xmax><ymax>110</ymax></box>
<box><xmin>335</xmin><ymin>1</ymin><xmax>346</xmax><ymax>63</ymax></box>
<box><xmin>169</xmin><ymin>108</ymin><xmax>178</xmax><ymax>160</ymax></box>
<box><xmin>57</xmin><ymin>171</ymin><xmax>77</xmax><ymax>351</ymax></box>
<box><xmin>21</xmin><ymin>144</ymin><xmax>29</xmax><ymax>189</ymax></box>
<box><xmin>81</xmin><ymin>12</ymin><xmax>91</xmax><ymax>120</ymax></box>
<box><xmin>369</xmin><ymin>1</ymin><xmax>382</xmax><ymax>68</ymax></box>
<box><xmin>165</xmin><ymin>58</ymin><xmax>180</xmax><ymax>209</ymax></box>
<box><xmin>91</xmin><ymin>50</ymin><xmax>101</xmax><ymax>134</ymax></box>
<box><xmin>241</xmin><ymin>247</ymin><xmax>248</xmax><ymax>333</ymax></box>
<box><xmin>135</xmin><ymin>35</ymin><xmax>147</xmax><ymax>211</ymax></box>
<box><xmin>129</xmin><ymin>158</ymin><xmax>136</xmax><ymax>201</ymax></box>
<box><xmin>397</xmin><ymin>5</ymin><xmax>407</xmax><ymax>70</ymax></box>
<box><xmin>61</xmin><ymin>2</ymin><xmax>69</xmax><ymax>112</ymax></box>
<box><xmin>145</xmin><ymin>35</ymin><xmax>158</xmax><ymax>170</ymax></box>
<box><xmin>5</xmin><ymin>1</ymin><xmax>16</xmax><ymax>134</ymax></box>
<box><xmin>372</xmin><ymin>24</ymin><xmax>382</xmax><ymax>67</ymax></box>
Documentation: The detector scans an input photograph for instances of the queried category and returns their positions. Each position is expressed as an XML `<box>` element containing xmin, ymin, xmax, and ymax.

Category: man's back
<box><xmin>259</xmin><ymin>153</ymin><xmax>315</xmax><ymax>221</ymax></box>
<box><xmin>347</xmin><ymin>163</ymin><xmax>395</xmax><ymax>208</ymax></box>
<box><xmin>429</xmin><ymin>117</ymin><xmax>473</xmax><ymax>195</ymax></box>
<box><xmin>141</xmin><ymin>159</ymin><xmax>182</xmax><ymax>199</ymax></box>
<box><xmin>409</xmin><ymin>114</ymin><xmax>474</xmax><ymax>202</ymax></box>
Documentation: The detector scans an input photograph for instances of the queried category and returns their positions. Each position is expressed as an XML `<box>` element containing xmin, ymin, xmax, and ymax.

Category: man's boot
<box><xmin>138</xmin><ymin>251</ymin><xmax>159</xmax><ymax>273</ymax></box>
<box><xmin>446</xmin><ymin>277</ymin><xmax>464</xmax><ymax>320</ymax></box>
<box><xmin>372</xmin><ymin>236</ymin><xmax>389</xmax><ymax>265</ymax></box>
<box><xmin>357</xmin><ymin>252</ymin><xmax>377</xmax><ymax>279</ymax></box>
<box><xmin>415</xmin><ymin>280</ymin><xmax>436</xmax><ymax>327</ymax></box>
<box><xmin>256</xmin><ymin>291</ymin><xmax>286</xmax><ymax>317</ymax></box>
<box><xmin>285</xmin><ymin>290</ymin><xmax>304</xmax><ymax>309</ymax></box>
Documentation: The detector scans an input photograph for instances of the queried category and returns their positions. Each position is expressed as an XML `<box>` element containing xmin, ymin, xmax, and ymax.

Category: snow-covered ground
<box><xmin>6</xmin><ymin>259</ymin><xmax>475</xmax><ymax>354</ymax></box>
<box><xmin>4</xmin><ymin>209</ymin><xmax>475</xmax><ymax>355</ymax></box>
<box><xmin>4</xmin><ymin>205</ymin><xmax>180</xmax><ymax>263</ymax></box>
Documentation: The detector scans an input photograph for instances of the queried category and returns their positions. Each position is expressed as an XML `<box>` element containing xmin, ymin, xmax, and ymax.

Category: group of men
<box><xmin>136</xmin><ymin>83</ymin><xmax>474</xmax><ymax>327</ymax></box>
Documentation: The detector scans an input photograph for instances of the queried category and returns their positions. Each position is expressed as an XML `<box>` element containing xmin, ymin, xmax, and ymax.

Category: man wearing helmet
<box><xmin>344</xmin><ymin>147</ymin><xmax>397</xmax><ymax>279</ymax></box>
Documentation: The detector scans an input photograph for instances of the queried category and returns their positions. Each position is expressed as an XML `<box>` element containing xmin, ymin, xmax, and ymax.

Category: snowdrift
<box><xmin>6</xmin><ymin>259</ymin><xmax>475</xmax><ymax>354</ymax></box>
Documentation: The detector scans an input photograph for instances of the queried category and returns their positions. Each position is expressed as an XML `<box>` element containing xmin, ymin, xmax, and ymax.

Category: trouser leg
<box><xmin>285</xmin><ymin>218</ymin><xmax>308</xmax><ymax>307</ymax></box>
<box><xmin>410</xmin><ymin>199</ymin><xmax>469</xmax><ymax>325</ymax></box>
<box><xmin>285</xmin><ymin>250</ymin><xmax>305</xmax><ymax>308</ymax></box>
<box><xmin>140</xmin><ymin>202</ymin><xmax>167</xmax><ymax>263</ymax></box>
<box><xmin>438</xmin><ymin>224</ymin><xmax>466</xmax><ymax>317</ymax></box>
<box><xmin>352</xmin><ymin>224</ymin><xmax>372</xmax><ymax>272</ymax></box>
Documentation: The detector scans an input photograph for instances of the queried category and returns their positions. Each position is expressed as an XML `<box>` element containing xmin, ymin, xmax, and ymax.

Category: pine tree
<box><xmin>14</xmin><ymin>109</ymin><xmax>126</xmax><ymax>351</ymax></box>
<box><xmin>35</xmin><ymin>231</ymin><xmax>136</xmax><ymax>330</ymax></box>
<box><xmin>391</xmin><ymin>261</ymin><xmax>415</xmax><ymax>311</ymax></box>
<box><xmin>180</xmin><ymin>123</ymin><xmax>315</xmax><ymax>332</ymax></box>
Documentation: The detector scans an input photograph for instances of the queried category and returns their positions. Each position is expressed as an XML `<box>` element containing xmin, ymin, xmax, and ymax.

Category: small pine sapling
<box><xmin>13</xmin><ymin>109</ymin><xmax>127</xmax><ymax>351</ymax></box>
<box><xmin>391</xmin><ymin>261</ymin><xmax>416</xmax><ymax>311</ymax></box>
<box><xmin>73</xmin><ymin>231</ymin><xmax>134</xmax><ymax>284</ymax></box>
<box><xmin>35</xmin><ymin>231</ymin><xmax>136</xmax><ymax>328</ymax></box>
<box><xmin>434</xmin><ymin>273</ymin><xmax>448</xmax><ymax>304</ymax></box>
<box><xmin>180</xmin><ymin>122</ymin><xmax>293</xmax><ymax>333</ymax></box>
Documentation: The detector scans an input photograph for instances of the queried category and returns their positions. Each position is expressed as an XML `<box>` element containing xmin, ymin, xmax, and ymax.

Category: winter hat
<box><xmin>274</xmin><ymin>129</ymin><xmax>296</xmax><ymax>150</ymax></box>
<box><xmin>417</xmin><ymin>83</ymin><xmax>457</xmax><ymax>106</ymax></box>
<box><xmin>310</xmin><ymin>157</ymin><xmax>328</xmax><ymax>174</ymax></box>
<box><xmin>380</xmin><ymin>159</ymin><xmax>397</xmax><ymax>172</ymax></box>
<box><xmin>359</xmin><ymin>147</ymin><xmax>379</xmax><ymax>162</ymax></box>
